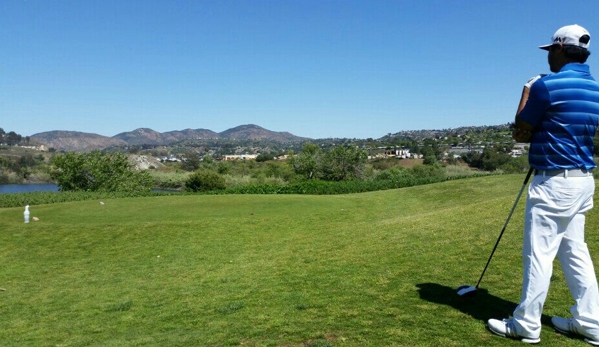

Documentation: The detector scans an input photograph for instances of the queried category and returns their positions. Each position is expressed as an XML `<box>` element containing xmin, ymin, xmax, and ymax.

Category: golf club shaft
<box><xmin>475</xmin><ymin>167</ymin><xmax>534</xmax><ymax>289</ymax></box>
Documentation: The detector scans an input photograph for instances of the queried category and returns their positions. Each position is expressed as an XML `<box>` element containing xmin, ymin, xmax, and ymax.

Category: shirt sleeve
<box><xmin>518</xmin><ymin>79</ymin><xmax>551</xmax><ymax>128</ymax></box>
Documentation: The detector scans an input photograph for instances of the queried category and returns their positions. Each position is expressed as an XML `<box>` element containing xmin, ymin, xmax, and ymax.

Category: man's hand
<box><xmin>512</xmin><ymin>127</ymin><xmax>532</xmax><ymax>143</ymax></box>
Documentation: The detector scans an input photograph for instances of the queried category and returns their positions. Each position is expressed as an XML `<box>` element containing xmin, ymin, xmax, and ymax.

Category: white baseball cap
<box><xmin>539</xmin><ymin>24</ymin><xmax>591</xmax><ymax>50</ymax></box>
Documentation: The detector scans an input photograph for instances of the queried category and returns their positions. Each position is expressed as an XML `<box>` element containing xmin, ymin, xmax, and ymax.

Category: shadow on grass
<box><xmin>416</xmin><ymin>283</ymin><xmax>552</xmax><ymax>327</ymax></box>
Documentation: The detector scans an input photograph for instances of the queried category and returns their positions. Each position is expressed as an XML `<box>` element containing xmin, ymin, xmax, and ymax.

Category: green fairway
<box><xmin>1</xmin><ymin>175</ymin><xmax>597</xmax><ymax>346</ymax></box>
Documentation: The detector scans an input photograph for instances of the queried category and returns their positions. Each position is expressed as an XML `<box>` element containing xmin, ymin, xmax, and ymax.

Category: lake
<box><xmin>0</xmin><ymin>184</ymin><xmax>179</xmax><ymax>194</ymax></box>
<box><xmin>0</xmin><ymin>184</ymin><xmax>59</xmax><ymax>194</ymax></box>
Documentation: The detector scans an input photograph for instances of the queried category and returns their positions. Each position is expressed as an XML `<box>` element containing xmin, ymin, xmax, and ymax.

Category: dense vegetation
<box><xmin>3</xmin><ymin>124</ymin><xmax>597</xmax><ymax>196</ymax></box>
<box><xmin>0</xmin><ymin>127</ymin><xmax>28</xmax><ymax>146</ymax></box>
<box><xmin>50</xmin><ymin>151</ymin><xmax>153</xmax><ymax>192</ymax></box>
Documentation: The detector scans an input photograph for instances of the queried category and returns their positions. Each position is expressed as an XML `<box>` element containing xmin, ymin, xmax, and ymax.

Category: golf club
<box><xmin>457</xmin><ymin>167</ymin><xmax>534</xmax><ymax>297</ymax></box>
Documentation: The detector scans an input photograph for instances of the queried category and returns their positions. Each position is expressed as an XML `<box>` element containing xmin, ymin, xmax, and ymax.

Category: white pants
<box><xmin>512</xmin><ymin>173</ymin><xmax>599</xmax><ymax>339</ymax></box>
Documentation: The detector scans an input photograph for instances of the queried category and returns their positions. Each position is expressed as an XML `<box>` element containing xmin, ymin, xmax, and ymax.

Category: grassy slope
<box><xmin>0</xmin><ymin>175</ymin><xmax>597</xmax><ymax>346</ymax></box>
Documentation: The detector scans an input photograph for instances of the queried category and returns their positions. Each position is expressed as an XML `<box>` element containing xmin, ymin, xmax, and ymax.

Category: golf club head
<box><xmin>456</xmin><ymin>285</ymin><xmax>477</xmax><ymax>297</ymax></box>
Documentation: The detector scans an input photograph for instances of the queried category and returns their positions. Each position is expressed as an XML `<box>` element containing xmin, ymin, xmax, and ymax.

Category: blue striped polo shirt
<box><xmin>519</xmin><ymin>63</ymin><xmax>599</xmax><ymax>170</ymax></box>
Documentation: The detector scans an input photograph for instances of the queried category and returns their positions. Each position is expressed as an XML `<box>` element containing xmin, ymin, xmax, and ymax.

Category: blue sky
<box><xmin>1</xmin><ymin>0</ymin><xmax>599</xmax><ymax>139</ymax></box>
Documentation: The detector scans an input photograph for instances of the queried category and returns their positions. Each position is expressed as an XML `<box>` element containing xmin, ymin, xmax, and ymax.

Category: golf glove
<box><xmin>524</xmin><ymin>74</ymin><xmax>547</xmax><ymax>89</ymax></box>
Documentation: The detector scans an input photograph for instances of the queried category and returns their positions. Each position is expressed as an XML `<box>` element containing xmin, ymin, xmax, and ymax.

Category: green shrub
<box><xmin>370</xmin><ymin>158</ymin><xmax>399</xmax><ymax>171</ymax></box>
<box><xmin>374</xmin><ymin>167</ymin><xmax>410</xmax><ymax>181</ymax></box>
<box><xmin>443</xmin><ymin>165</ymin><xmax>478</xmax><ymax>178</ymax></box>
<box><xmin>148</xmin><ymin>170</ymin><xmax>190</xmax><ymax>190</ymax></box>
<box><xmin>255</xmin><ymin>153</ymin><xmax>273</xmax><ymax>162</ymax></box>
<box><xmin>499</xmin><ymin>155</ymin><xmax>530</xmax><ymax>174</ymax></box>
<box><xmin>219</xmin><ymin>176</ymin><xmax>450</xmax><ymax>195</ymax></box>
<box><xmin>0</xmin><ymin>166</ymin><xmax>490</xmax><ymax>208</ymax></box>
<box><xmin>224</xmin><ymin>174</ymin><xmax>286</xmax><ymax>189</ymax></box>
<box><xmin>185</xmin><ymin>170</ymin><xmax>226</xmax><ymax>192</ymax></box>
<box><xmin>409</xmin><ymin>164</ymin><xmax>445</xmax><ymax>179</ymax></box>
<box><xmin>216</xmin><ymin>162</ymin><xmax>231</xmax><ymax>175</ymax></box>
<box><xmin>51</xmin><ymin>151</ymin><xmax>153</xmax><ymax>192</ymax></box>
<box><xmin>290</xmin><ymin>143</ymin><xmax>367</xmax><ymax>181</ymax></box>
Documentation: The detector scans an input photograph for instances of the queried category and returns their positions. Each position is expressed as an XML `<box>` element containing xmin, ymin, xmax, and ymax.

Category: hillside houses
<box><xmin>223</xmin><ymin>154</ymin><xmax>258</xmax><ymax>161</ymax></box>
<box><xmin>15</xmin><ymin>144</ymin><xmax>48</xmax><ymax>151</ymax></box>
<box><xmin>369</xmin><ymin>147</ymin><xmax>421</xmax><ymax>159</ymax></box>
<box><xmin>160</xmin><ymin>155</ymin><xmax>181</xmax><ymax>162</ymax></box>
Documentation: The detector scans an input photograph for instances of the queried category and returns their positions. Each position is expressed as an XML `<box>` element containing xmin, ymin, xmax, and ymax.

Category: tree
<box><xmin>421</xmin><ymin>138</ymin><xmax>441</xmax><ymax>161</ymax></box>
<box><xmin>462</xmin><ymin>146</ymin><xmax>512</xmax><ymax>171</ymax></box>
<box><xmin>6</xmin><ymin>131</ymin><xmax>21</xmax><ymax>146</ymax></box>
<box><xmin>51</xmin><ymin>151</ymin><xmax>153</xmax><ymax>192</ymax></box>
<box><xmin>423</xmin><ymin>154</ymin><xmax>438</xmax><ymax>165</ymax></box>
<box><xmin>185</xmin><ymin>170</ymin><xmax>226</xmax><ymax>192</ymax></box>
<box><xmin>290</xmin><ymin>143</ymin><xmax>367</xmax><ymax>181</ymax></box>
<box><xmin>289</xmin><ymin>142</ymin><xmax>321</xmax><ymax>179</ymax></box>
<box><xmin>320</xmin><ymin>145</ymin><xmax>367</xmax><ymax>181</ymax></box>
<box><xmin>180</xmin><ymin>152</ymin><xmax>200</xmax><ymax>171</ymax></box>
<box><xmin>19</xmin><ymin>154</ymin><xmax>36</xmax><ymax>168</ymax></box>
<box><xmin>479</xmin><ymin>146</ymin><xmax>512</xmax><ymax>171</ymax></box>
<box><xmin>256</xmin><ymin>152</ymin><xmax>274</xmax><ymax>162</ymax></box>
<box><xmin>216</xmin><ymin>161</ymin><xmax>231</xmax><ymax>175</ymax></box>
<box><xmin>500</xmin><ymin>155</ymin><xmax>529</xmax><ymax>173</ymax></box>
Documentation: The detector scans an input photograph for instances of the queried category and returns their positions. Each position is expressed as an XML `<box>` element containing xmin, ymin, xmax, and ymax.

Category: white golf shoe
<box><xmin>552</xmin><ymin>316</ymin><xmax>599</xmax><ymax>346</ymax></box>
<box><xmin>487</xmin><ymin>318</ymin><xmax>541</xmax><ymax>344</ymax></box>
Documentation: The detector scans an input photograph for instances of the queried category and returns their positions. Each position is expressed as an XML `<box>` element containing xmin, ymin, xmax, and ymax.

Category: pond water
<box><xmin>0</xmin><ymin>184</ymin><xmax>179</xmax><ymax>194</ymax></box>
<box><xmin>0</xmin><ymin>184</ymin><xmax>59</xmax><ymax>194</ymax></box>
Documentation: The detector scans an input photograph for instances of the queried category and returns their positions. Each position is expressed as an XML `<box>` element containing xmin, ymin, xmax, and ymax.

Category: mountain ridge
<box><xmin>30</xmin><ymin>130</ymin><xmax>128</xmax><ymax>152</ymax></box>
<box><xmin>31</xmin><ymin>124</ymin><xmax>310</xmax><ymax>151</ymax></box>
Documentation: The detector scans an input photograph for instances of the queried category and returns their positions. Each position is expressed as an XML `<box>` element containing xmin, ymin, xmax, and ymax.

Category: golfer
<box><xmin>488</xmin><ymin>24</ymin><xmax>599</xmax><ymax>345</ymax></box>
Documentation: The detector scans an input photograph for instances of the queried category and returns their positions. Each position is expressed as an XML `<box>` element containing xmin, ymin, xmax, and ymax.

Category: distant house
<box><xmin>370</xmin><ymin>148</ymin><xmax>412</xmax><ymax>159</ymax></box>
<box><xmin>160</xmin><ymin>156</ymin><xmax>181</xmax><ymax>162</ymax></box>
<box><xmin>16</xmin><ymin>145</ymin><xmax>47</xmax><ymax>151</ymax></box>
<box><xmin>510</xmin><ymin>149</ymin><xmax>523</xmax><ymax>157</ymax></box>
<box><xmin>449</xmin><ymin>146</ymin><xmax>484</xmax><ymax>155</ymax></box>
<box><xmin>386</xmin><ymin>148</ymin><xmax>411</xmax><ymax>159</ymax></box>
<box><xmin>223</xmin><ymin>154</ymin><xmax>258</xmax><ymax>161</ymax></box>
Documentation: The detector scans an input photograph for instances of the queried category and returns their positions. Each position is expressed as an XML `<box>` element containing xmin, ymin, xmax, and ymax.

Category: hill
<box><xmin>31</xmin><ymin>124</ymin><xmax>308</xmax><ymax>151</ymax></box>
<box><xmin>30</xmin><ymin>130</ymin><xmax>127</xmax><ymax>151</ymax></box>
<box><xmin>1</xmin><ymin>175</ymin><xmax>593</xmax><ymax>345</ymax></box>
<box><xmin>219</xmin><ymin>124</ymin><xmax>305</xmax><ymax>142</ymax></box>
<box><xmin>113</xmin><ymin>127</ymin><xmax>220</xmax><ymax>146</ymax></box>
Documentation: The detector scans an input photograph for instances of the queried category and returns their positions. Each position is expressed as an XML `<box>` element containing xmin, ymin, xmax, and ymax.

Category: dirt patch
<box><xmin>129</xmin><ymin>155</ymin><xmax>164</xmax><ymax>170</ymax></box>
<box><xmin>396</xmin><ymin>158</ymin><xmax>424</xmax><ymax>168</ymax></box>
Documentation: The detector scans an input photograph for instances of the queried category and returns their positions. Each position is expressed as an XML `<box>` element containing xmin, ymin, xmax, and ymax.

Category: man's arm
<box><xmin>512</xmin><ymin>87</ymin><xmax>535</xmax><ymax>142</ymax></box>
<box><xmin>512</xmin><ymin>75</ymin><xmax>545</xmax><ymax>142</ymax></box>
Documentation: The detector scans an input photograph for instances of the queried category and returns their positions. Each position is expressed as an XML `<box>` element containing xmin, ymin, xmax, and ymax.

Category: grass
<box><xmin>0</xmin><ymin>174</ymin><xmax>597</xmax><ymax>346</ymax></box>
<box><xmin>147</xmin><ymin>170</ymin><xmax>191</xmax><ymax>190</ymax></box>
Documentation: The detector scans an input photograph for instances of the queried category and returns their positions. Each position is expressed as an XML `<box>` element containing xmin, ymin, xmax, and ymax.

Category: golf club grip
<box><xmin>475</xmin><ymin>167</ymin><xmax>534</xmax><ymax>288</ymax></box>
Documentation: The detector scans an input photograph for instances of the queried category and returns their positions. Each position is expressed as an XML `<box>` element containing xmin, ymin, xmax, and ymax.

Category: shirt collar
<box><xmin>560</xmin><ymin>62</ymin><xmax>590</xmax><ymax>73</ymax></box>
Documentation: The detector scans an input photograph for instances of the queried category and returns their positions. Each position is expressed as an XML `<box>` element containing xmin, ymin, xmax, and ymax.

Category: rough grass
<box><xmin>147</xmin><ymin>170</ymin><xmax>191</xmax><ymax>189</ymax></box>
<box><xmin>0</xmin><ymin>175</ymin><xmax>596</xmax><ymax>346</ymax></box>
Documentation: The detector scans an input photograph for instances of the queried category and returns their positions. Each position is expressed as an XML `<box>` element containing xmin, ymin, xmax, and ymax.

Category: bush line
<box><xmin>0</xmin><ymin>172</ymin><xmax>493</xmax><ymax>208</ymax></box>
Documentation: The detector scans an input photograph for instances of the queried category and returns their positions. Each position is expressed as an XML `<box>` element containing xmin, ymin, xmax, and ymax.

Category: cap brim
<box><xmin>539</xmin><ymin>44</ymin><xmax>552</xmax><ymax>50</ymax></box>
